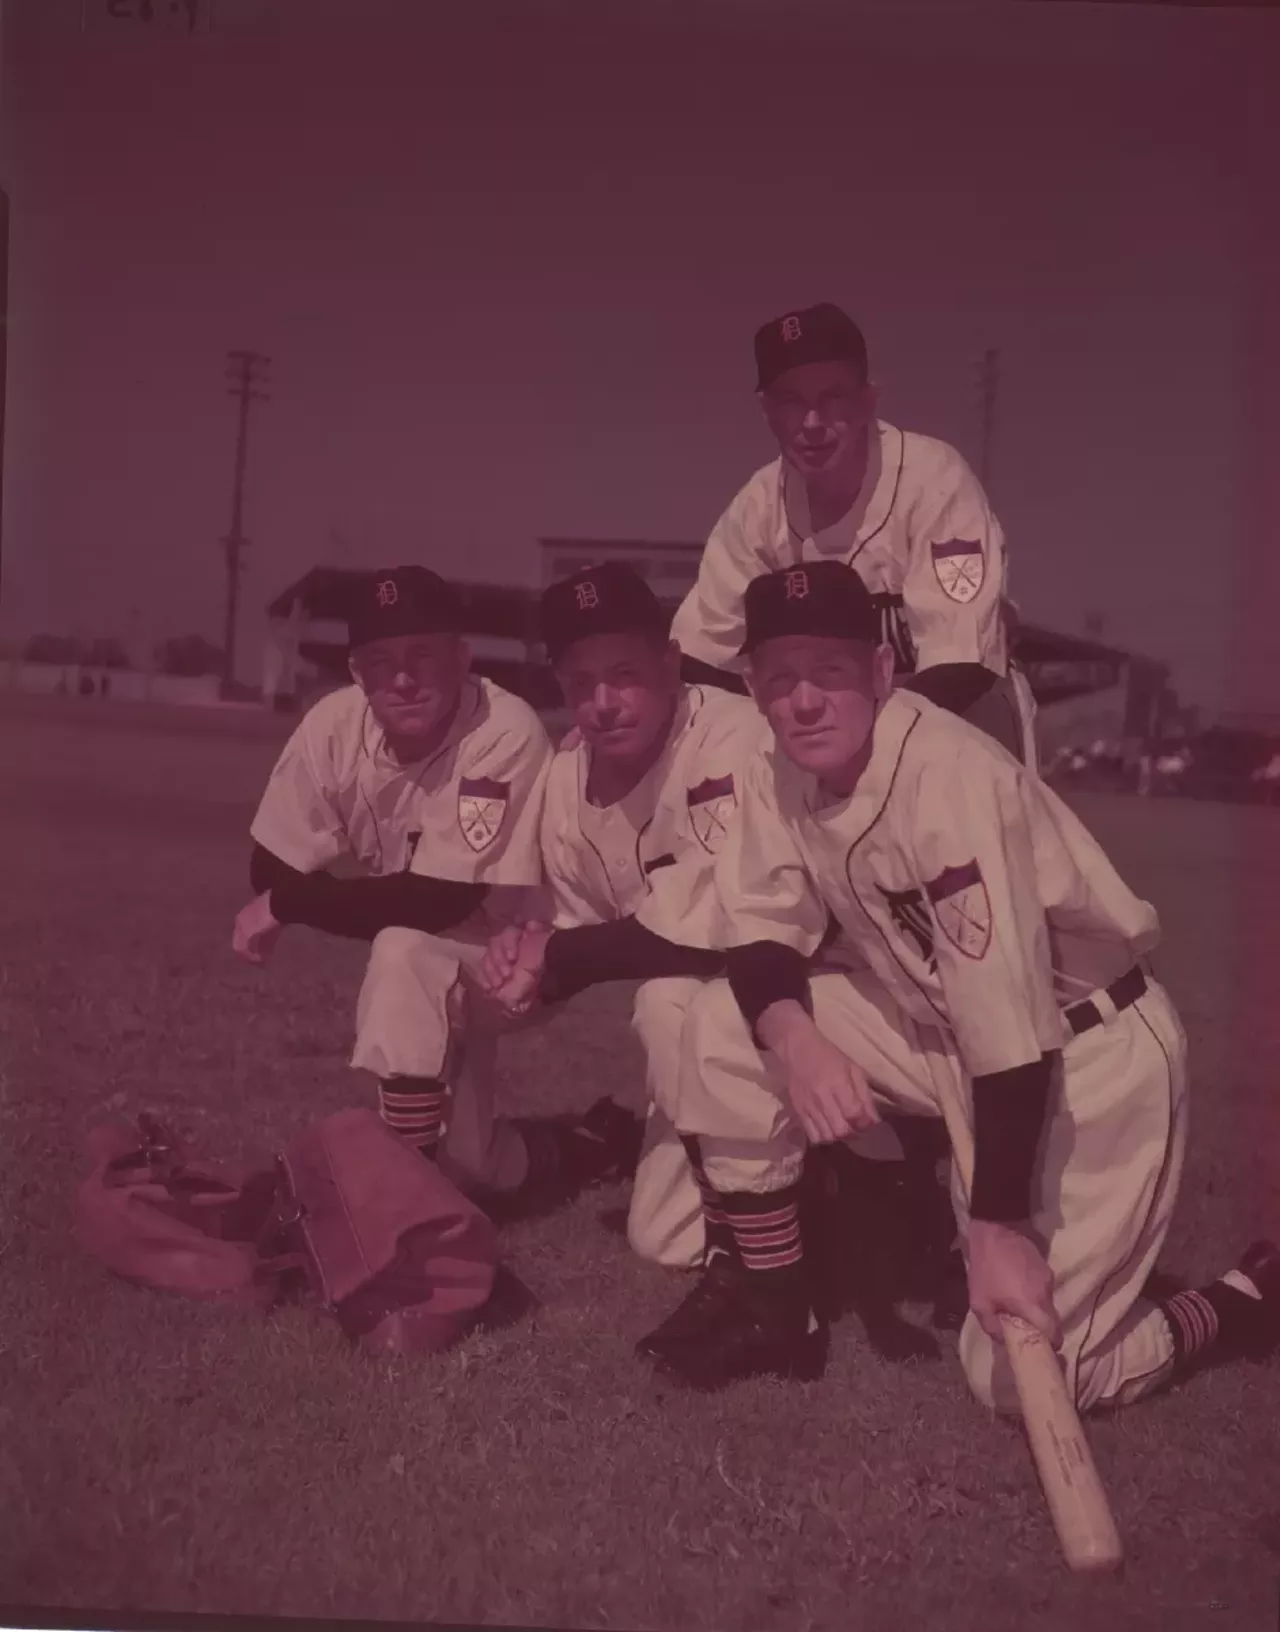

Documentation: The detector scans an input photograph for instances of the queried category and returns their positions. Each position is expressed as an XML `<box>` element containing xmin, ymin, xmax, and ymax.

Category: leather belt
<box><xmin>1064</xmin><ymin>966</ymin><xmax>1147</xmax><ymax>1038</ymax></box>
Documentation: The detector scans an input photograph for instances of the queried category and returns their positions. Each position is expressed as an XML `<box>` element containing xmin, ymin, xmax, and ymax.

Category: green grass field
<box><xmin>1</xmin><ymin>691</ymin><xmax>1277</xmax><ymax>1631</ymax></box>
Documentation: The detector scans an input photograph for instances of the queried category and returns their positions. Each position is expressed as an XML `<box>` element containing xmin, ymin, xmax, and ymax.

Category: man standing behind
<box><xmin>672</xmin><ymin>302</ymin><xmax>1034</xmax><ymax>765</ymax></box>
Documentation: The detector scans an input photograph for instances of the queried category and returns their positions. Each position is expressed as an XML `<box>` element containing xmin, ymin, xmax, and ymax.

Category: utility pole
<box><xmin>221</xmin><ymin>349</ymin><xmax>270</xmax><ymax>699</ymax></box>
<box><xmin>977</xmin><ymin>345</ymin><xmax>999</xmax><ymax>498</ymax></box>
<box><xmin>0</xmin><ymin>189</ymin><xmax>9</xmax><ymax>588</ymax></box>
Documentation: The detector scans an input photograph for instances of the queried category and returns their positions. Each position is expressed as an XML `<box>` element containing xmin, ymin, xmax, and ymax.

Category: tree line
<box><xmin>21</xmin><ymin>633</ymin><xmax>225</xmax><ymax>678</ymax></box>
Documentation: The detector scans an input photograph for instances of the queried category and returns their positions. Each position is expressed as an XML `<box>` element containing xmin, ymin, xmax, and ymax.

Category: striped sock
<box><xmin>679</xmin><ymin>1135</ymin><xmax>736</xmax><ymax>1263</ymax></box>
<box><xmin>1160</xmin><ymin>1275</ymin><xmax>1264</xmax><ymax>1369</ymax></box>
<box><xmin>1159</xmin><ymin>1289</ymin><xmax>1219</xmax><ymax>1366</ymax></box>
<box><xmin>378</xmin><ymin>1076</ymin><xmax>448</xmax><ymax>1158</ymax></box>
<box><xmin>719</xmin><ymin>1184</ymin><xmax>805</xmax><ymax>1276</ymax></box>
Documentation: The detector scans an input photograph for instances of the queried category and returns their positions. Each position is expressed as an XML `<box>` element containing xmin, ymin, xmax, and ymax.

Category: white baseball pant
<box><xmin>677</xmin><ymin>967</ymin><xmax>1188</xmax><ymax>1415</ymax></box>
<box><xmin>351</xmin><ymin>922</ymin><xmax>531</xmax><ymax>1194</ymax></box>
<box><xmin>628</xmin><ymin>975</ymin><xmax>908</xmax><ymax>1269</ymax></box>
<box><xmin>350</xmin><ymin>931</ymin><xmax>711</xmax><ymax>1254</ymax></box>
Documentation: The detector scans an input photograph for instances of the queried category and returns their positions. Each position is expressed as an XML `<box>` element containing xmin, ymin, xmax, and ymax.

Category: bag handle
<box><xmin>249</xmin><ymin>1157</ymin><xmax>321</xmax><ymax>1298</ymax></box>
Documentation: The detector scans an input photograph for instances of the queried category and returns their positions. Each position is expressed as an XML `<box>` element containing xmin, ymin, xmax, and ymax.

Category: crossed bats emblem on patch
<box><xmin>687</xmin><ymin>773</ymin><xmax>737</xmax><ymax>853</ymax></box>
<box><xmin>925</xmin><ymin>859</ymin><xmax>992</xmax><ymax>960</ymax></box>
<box><xmin>457</xmin><ymin>776</ymin><xmax>510</xmax><ymax>853</ymax></box>
<box><xmin>930</xmin><ymin>539</ymin><xmax>985</xmax><ymax>605</ymax></box>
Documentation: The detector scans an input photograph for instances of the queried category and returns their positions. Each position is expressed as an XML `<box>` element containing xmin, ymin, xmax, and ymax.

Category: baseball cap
<box><xmin>346</xmin><ymin>566</ymin><xmax>462</xmax><ymax>649</ymax></box>
<box><xmin>539</xmin><ymin>561</ymin><xmax>671</xmax><ymax>666</ymax></box>
<box><xmin>754</xmin><ymin>303</ymin><xmax>869</xmax><ymax>393</ymax></box>
<box><xmin>740</xmin><ymin>561</ymin><xmax>881</xmax><ymax>655</ymax></box>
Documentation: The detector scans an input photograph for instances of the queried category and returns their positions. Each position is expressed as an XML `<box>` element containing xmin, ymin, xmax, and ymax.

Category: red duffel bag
<box><xmin>76</xmin><ymin>1107</ymin><xmax>500</xmax><ymax>1355</ymax></box>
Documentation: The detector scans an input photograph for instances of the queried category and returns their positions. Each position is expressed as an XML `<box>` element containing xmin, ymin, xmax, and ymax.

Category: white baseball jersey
<box><xmin>714</xmin><ymin>692</ymin><xmax>1159</xmax><ymax>1079</ymax></box>
<box><xmin>250</xmin><ymin>676</ymin><xmax>551</xmax><ymax>888</ymax></box>
<box><xmin>672</xmin><ymin>421</ymin><xmax>1007</xmax><ymax>680</ymax></box>
<box><xmin>539</xmin><ymin>684</ymin><xmax>769</xmax><ymax>949</ymax></box>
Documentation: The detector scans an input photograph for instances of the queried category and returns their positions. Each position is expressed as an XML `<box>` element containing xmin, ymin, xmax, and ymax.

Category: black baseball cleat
<box><xmin>487</xmin><ymin>1097</ymin><xmax>643</xmax><ymax>1221</ymax></box>
<box><xmin>640</xmin><ymin>1262</ymin><xmax>828</xmax><ymax>1391</ymax></box>
<box><xmin>570</xmin><ymin>1096</ymin><xmax>646</xmax><ymax>1188</ymax></box>
<box><xmin>1232</xmin><ymin>1239</ymin><xmax>1280</xmax><ymax>1359</ymax></box>
<box><xmin>801</xmin><ymin>1145</ymin><xmax>944</xmax><ymax>1360</ymax></box>
<box><xmin>635</xmin><ymin>1250</ymin><xmax>741</xmax><ymax>1363</ymax></box>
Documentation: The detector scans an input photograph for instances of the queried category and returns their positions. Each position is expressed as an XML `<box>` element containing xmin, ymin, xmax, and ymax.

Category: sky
<box><xmin>2</xmin><ymin>0</ymin><xmax>1277</xmax><ymax>714</ymax></box>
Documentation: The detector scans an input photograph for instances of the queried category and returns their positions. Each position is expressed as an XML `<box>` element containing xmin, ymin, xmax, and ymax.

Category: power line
<box><xmin>221</xmin><ymin>349</ymin><xmax>270</xmax><ymax>700</ymax></box>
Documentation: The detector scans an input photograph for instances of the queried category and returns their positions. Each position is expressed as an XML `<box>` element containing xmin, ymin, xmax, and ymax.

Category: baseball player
<box><xmin>231</xmin><ymin>565</ymin><xmax>641</xmax><ymax>1210</ymax></box>
<box><xmin>473</xmin><ymin>561</ymin><xmax>766</xmax><ymax>1268</ymax></box>
<box><xmin>640</xmin><ymin>560</ymin><xmax>1278</xmax><ymax>1402</ymax></box>
<box><xmin>672</xmin><ymin>302</ymin><xmax>1036</xmax><ymax>768</ymax></box>
<box><xmin>475</xmin><ymin>563</ymin><xmax>953</xmax><ymax>1353</ymax></box>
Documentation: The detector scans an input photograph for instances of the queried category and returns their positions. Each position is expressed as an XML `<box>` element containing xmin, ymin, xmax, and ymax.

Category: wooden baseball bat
<box><xmin>999</xmin><ymin>1312</ymin><xmax>1124</xmax><ymax>1573</ymax></box>
<box><xmin>936</xmin><ymin>1096</ymin><xmax>1124</xmax><ymax>1574</ymax></box>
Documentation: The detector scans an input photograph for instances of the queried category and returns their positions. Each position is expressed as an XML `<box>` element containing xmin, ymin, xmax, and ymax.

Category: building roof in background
<box><xmin>1015</xmin><ymin>621</ymin><xmax>1164</xmax><ymax>673</ymax></box>
<box><xmin>266</xmin><ymin>560</ymin><xmax>1167</xmax><ymax>678</ymax></box>
<box><xmin>267</xmin><ymin>567</ymin><xmax>538</xmax><ymax>642</ymax></box>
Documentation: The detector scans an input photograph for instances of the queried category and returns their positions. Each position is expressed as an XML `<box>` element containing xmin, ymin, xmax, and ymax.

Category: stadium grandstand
<box><xmin>261</xmin><ymin>539</ymin><xmax>1181</xmax><ymax>759</ymax></box>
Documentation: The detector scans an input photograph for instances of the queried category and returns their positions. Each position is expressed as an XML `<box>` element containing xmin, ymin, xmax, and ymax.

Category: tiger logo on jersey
<box><xmin>687</xmin><ymin>774</ymin><xmax>737</xmax><ymax>853</ymax></box>
<box><xmin>458</xmin><ymin>776</ymin><xmax>510</xmax><ymax>853</ymax></box>
<box><xmin>879</xmin><ymin>885</ymin><xmax>937</xmax><ymax>971</ymax></box>
<box><xmin>930</xmin><ymin>539</ymin><xmax>985</xmax><ymax>604</ymax></box>
<box><xmin>925</xmin><ymin>859</ymin><xmax>992</xmax><ymax>960</ymax></box>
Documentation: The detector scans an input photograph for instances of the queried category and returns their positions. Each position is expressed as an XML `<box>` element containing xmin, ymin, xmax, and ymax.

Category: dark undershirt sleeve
<box><xmin>678</xmin><ymin>654</ymin><xmax>750</xmax><ymax>697</ymax></box>
<box><xmin>725</xmin><ymin>940</ymin><xmax>811</xmax><ymax>1041</ymax></box>
<box><xmin>969</xmin><ymin>1052</ymin><xmax>1056</xmax><ymax>1223</ymax></box>
<box><xmin>250</xmin><ymin>841</ymin><xmax>300</xmax><ymax>897</ymax></box>
<box><xmin>900</xmin><ymin>662</ymin><xmax>998</xmax><ymax>716</ymax></box>
<box><xmin>250</xmin><ymin>843</ymin><xmax>486</xmax><ymax>942</ymax></box>
<box><xmin>539</xmin><ymin>916</ymin><xmax>725</xmax><ymax>1006</ymax></box>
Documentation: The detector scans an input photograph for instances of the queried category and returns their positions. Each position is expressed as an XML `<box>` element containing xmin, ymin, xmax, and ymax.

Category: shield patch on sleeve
<box><xmin>930</xmin><ymin>539</ymin><xmax>985</xmax><ymax>604</ymax></box>
<box><xmin>687</xmin><ymin>773</ymin><xmax>737</xmax><ymax>853</ymax></box>
<box><xmin>925</xmin><ymin>859</ymin><xmax>992</xmax><ymax>960</ymax></box>
<box><xmin>458</xmin><ymin>776</ymin><xmax>510</xmax><ymax>853</ymax></box>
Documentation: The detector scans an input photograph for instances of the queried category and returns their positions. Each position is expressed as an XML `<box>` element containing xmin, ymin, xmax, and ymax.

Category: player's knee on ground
<box><xmin>625</xmin><ymin>1113</ymin><xmax>705</xmax><ymax>1270</ymax></box>
<box><xmin>627</xmin><ymin>1187</ymin><xmax>704</xmax><ymax>1269</ymax></box>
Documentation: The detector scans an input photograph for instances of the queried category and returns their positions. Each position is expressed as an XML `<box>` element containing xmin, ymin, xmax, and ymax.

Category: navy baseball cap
<box><xmin>740</xmin><ymin>561</ymin><xmax>881</xmax><ymax>655</ymax></box>
<box><xmin>754</xmin><ymin>303</ymin><xmax>869</xmax><ymax>393</ymax></box>
<box><xmin>539</xmin><ymin>562</ymin><xmax>671</xmax><ymax>666</ymax></box>
<box><xmin>346</xmin><ymin>566</ymin><xmax>462</xmax><ymax>649</ymax></box>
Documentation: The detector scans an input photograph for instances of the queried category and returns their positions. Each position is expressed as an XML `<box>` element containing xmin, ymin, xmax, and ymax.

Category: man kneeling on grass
<box><xmin>479</xmin><ymin>562</ymin><xmax>962</xmax><ymax>1343</ymax></box>
<box><xmin>231</xmin><ymin>565</ymin><xmax>641</xmax><ymax>1214</ymax></box>
<box><xmin>639</xmin><ymin>558</ymin><xmax>1280</xmax><ymax>1402</ymax></box>
<box><xmin>474</xmin><ymin>560</ymin><xmax>767</xmax><ymax>1267</ymax></box>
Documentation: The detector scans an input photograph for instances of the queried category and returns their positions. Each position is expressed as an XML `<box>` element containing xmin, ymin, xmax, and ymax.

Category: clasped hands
<box><xmin>474</xmin><ymin>919</ymin><xmax>555</xmax><ymax>1018</ymax></box>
